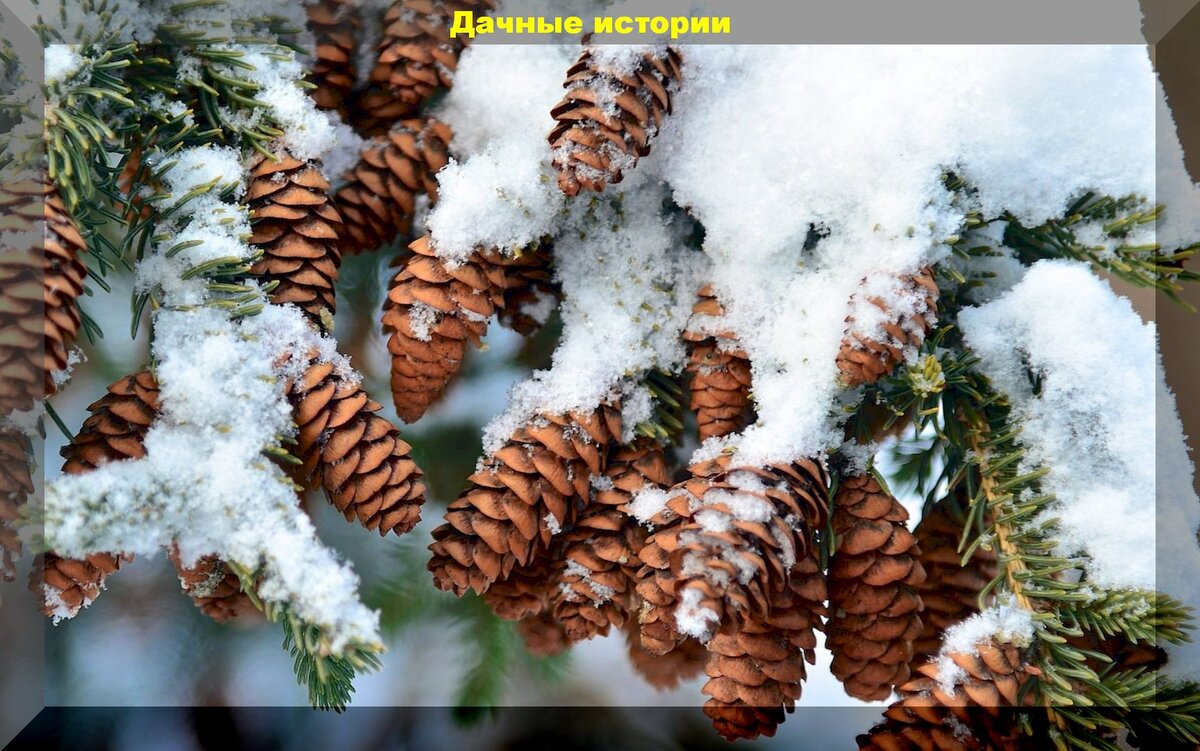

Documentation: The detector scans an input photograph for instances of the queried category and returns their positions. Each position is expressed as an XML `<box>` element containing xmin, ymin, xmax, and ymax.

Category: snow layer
<box><xmin>932</xmin><ymin>604</ymin><xmax>1034</xmax><ymax>694</ymax></box>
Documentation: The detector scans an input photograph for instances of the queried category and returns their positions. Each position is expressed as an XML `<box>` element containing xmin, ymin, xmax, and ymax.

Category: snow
<box><xmin>43</xmin><ymin>45</ymin><xmax>83</xmax><ymax>85</ymax></box>
<box><xmin>932</xmin><ymin>604</ymin><xmax>1034</xmax><ymax>694</ymax></box>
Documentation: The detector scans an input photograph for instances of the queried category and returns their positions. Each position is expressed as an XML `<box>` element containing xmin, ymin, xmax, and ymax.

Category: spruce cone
<box><xmin>857</xmin><ymin>637</ymin><xmax>1035</xmax><ymax>751</ymax></box>
<box><xmin>36</xmin><ymin>552</ymin><xmax>130</xmax><ymax>620</ymax></box>
<box><xmin>287</xmin><ymin>352</ymin><xmax>426</xmax><ymax>535</ymax></box>
<box><xmin>497</xmin><ymin>243</ymin><xmax>558</xmax><ymax>335</ymax></box>
<box><xmin>334</xmin><ymin>118</ymin><xmax>452</xmax><ymax>254</ymax></box>
<box><xmin>481</xmin><ymin>554</ymin><xmax>559</xmax><ymax>621</ymax></box>
<box><xmin>246</xmin><ymin>151</ymin><xmax>343</xmax><ymax>331</ymax></box>
<box><xmin>683</xmin><ymin>285</ymin><xmax>752</xmax><ymax>441</ymax></box>
<box><xmin>428</xmin><ymin>404</ymin><xmax>622</xmax><ymax>595</ymax></box>
<box><xmin>626</xmin><ymin>625</ymin><xmax>708</xmax><ymax>691</ymax></box>
<box><xmin>306</xmin><ymin>0</ymin><xmax>360</xmax><ymax>114</ymax></box>
<box><xmin>702</xmin><ymin>562</ymin><xmax>828</xmax><ymax>741</ymax></box>
<box><xmin>0</xmin><ymin>428</ymin><xmax>33</xmax><ymax>580</ymax></box>
<box><xmin>549</xmin><ymin>45</ymin><xmax>683</xmax><ymax>196</ymax></box>
<box><xmin>912</xmin><ymin>498</ymin><xmax>996</xmax><ymax>664</ymax></box>
<box><xmin>552</xmin><ymin>442</ymin><xmax>669</xmax><ymax>642</ymax></box>
<box><xmin>383</xmin><ymin>235</ymin><xmax>544</xmax><ymax>422</ymax></box>
<box><xmin>369</xmin><ymin>0</ymin><xmax>494</xmax><ymax>118</ymax></box>
<box><xmin>517</xmin><ymin>611</ymin><xmax>571</xmax><ymax>657</ymax></box>
<box><xmin>827</xmin><ymin>473</ymin><xmax>925</xmax><ymax>702</ymax></box>
<box><xmin>0</xmin><ymin>179</ymin><xmax>88</xmax><ymax>410</ymax></box>
<box><xmin>667</xmin><ymin>454</ymin><xmax>829</xmax><ymax>641</ymax></box>
<box><xmin>169</xmin><ymin>548</ymin><xmax>256</xmax><ymax>623</ymax></box>
<box><xmin>837</xmin><ymin>267</ymin><xmax>939</xmax><ymax>387</ymax></box>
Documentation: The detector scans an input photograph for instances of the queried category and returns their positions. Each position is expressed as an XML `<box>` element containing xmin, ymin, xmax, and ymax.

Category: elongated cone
<box><xmin>912</xmin><ymin>497</ymin><xmax>996</xmax><ymax>665</ymax></box>
<box><xmin>367</xmin><ymin>0</ymin><xmax>495</xmax><ymax>121</ymax></box>
<box><xmin>383</xmin><ymin>235</ymin><xmax>545</xmax><ymax>422</ymax></box>
<box><xmin>552</xmin><ymin>442</ymin><xmax>669</xmax><ymax>642</ymax></box>
<box><xmin>683</xmin><ymin>285</ymin><xmax>753</xmax><ymax>441</ymax></box>
<box><xmin>517</xmin><ymin>611</ymin><xmax>571</xmax><ymax>657</ymax></box>
<box><xmin>0</xmin><ymin>429</ymin><xmax>33</xmax><ymax>580</ymax></box>
<box><xmin>837</xmin><ymin>267</ymin><xmax>939</xmax><ymax>387</ymax></box>
<box><xmin>287</xmin><ymin>351</ymin><xmax>426</xmax><ymax>535</ymax></box>
<box><xmin>481</xmin><ymin>552</ymin><xmax>559</xmax><ymax>622</ymax></box>
<box><xmin>34</xmin><ymin>370</ymin><xmax>158</xmax><ymax>617</ymax></box>
<box><xmin>169</xmin><ymin>547</ymin><xmax>256</xmax><ymax>622</ymax></box>
<box><xmin>428</xmin><ymin>404</ymin><xmax>622</xmax><ymax>596</ymax></box>
<box><xmin>334</xmin><ymin>118</ymin><xmax>452</xmax><ymax>254</ymax></box>
<box><xmin>497</xmin><ymin>243</ymin><xmax>558</xmax><ymax>335</ymax></box>
<box><xmin>668</xmin><ymin>454</ymin><xmax>829</xmax><ymax>641</ymax></box>
<box><xmin>625</xmin><ymin>625</ymin><xmax>708</xmax><ymax>691</ymax></box>
<box><xmin>702</xmin><ymin>557</ymin><xmax>828</xmax><ymax>741</ymax></box>
<box><xmin>246</xmin><ymin>151</ymin><xmax>343</xmax><ymax>332</ymax></box>
<box><xmin>827</xmin><ymin>473</ymin><xmax>925</xmax><ymax>701</ymax></box>
<box><xmin>633</xmin><ymin>498</ymin><xmax>689</xmax><ymax>655</ymax></box>
<box><xmin>306</xmin><ymin>0</ymin><xmax>360</xmax><ymax>113</ymax></box>
<box><xmin>0</xmin><ymin>179</ymin><xmax>88</xmax><ymax>411</ymax></box>
<box><xmin>549</xmin><ymin>45</ymin><xmax>683</xmax><ymax>196</ymax></box>
<box><xmin>856</xmin><ymin>637</ymin><xmax>1035</xmax><ymax>751</ymax></box>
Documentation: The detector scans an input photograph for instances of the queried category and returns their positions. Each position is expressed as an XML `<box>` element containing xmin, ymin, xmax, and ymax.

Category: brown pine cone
<box><xmin>827</xmin><ymin>473</ymin><xmax>925</xmax><ymax>702</ymax></box>
<box><xmin>306</xmin><ymin>0</ymin><xmax>360</xmax><ymax>114</ymax></box>
<box><xmin>246</xmin><ymin>151</ymin><xmax>343</xmax><ymax>332</ymax></box>
<box><xmin>837</xmin><ymin>267</ymin><xmax>939</xmax><ymax>387</ymax></box>
<box><xmin>666</xmin><ymin>454</ymin><xmax>829</xmax><ymax>641</ymax></box>
<box><xmin>0</xmin><ymin>428</ymin><xmax>33</xmax><ymax>580</ymax></box>
<box><xmin>549</xmin><ymin>45</ymin><xmax>683</xmax><ymax>196</ymax></box>
<box><xmin>169</xmin><ymin>547</ymin><xmax>256</xmax><ymax>623</ymax></box>
<box><xmin>367</xmin><ymin>0</ymin><xmax>495</xmax><ymax>122</ymax></box>
<box><xmin>383</xmin><ymin>235</ymin><xmax>543</xmax><ymax>423</ymax></box>
<box><xmin>497</xmin><ymin>243</ymin><xmax>558</xmax><ymax>335</ymax></box>
<box><xmin>552</xmin><ymin>442</ymin><xmax>669</xmax><ymax>642</ymax></box>
<box><xmin>287</xmin><ymin>352</ymin><xmax>426</xmax><ymax>535</ymax></box>
<box><xmin>625</xmin><ymin>625</ymin><xmax>708</xmax><ymax>691</ymax></box>
<box><xmin>912</xmin><ymin>497</ymin><xmax>996</xmax><ymax>665</ymax></box>
<box><xmin>517</xmin><ymin>611</ymin><xmax>571</xmax><ymax>657</ymax></box>
<box><xmin>857</xmin><ymin>637</ymin><xmax>1035</xmax><ymax>751</ymax></box>
<box><xmin>481</xmin><ymin>553</ymin><xmax>559</xmax><ymax>622</ymax></box>
<box><xmin>428</xmin><ymin>404</ymin><xmax>622</xmax><ymax>595</ymax></box>
<box><xmin>36</xmin><ymin>552</ymin><xmax>131</xmax><ymax>620</ymax></box>
<box><xmin>683</xmin><ymin>285</ymin><xmax>752</xmax><ymax>441</ymax></box>
<box><xmin>334</xmin><ymin>118</ymin><xmax>452</xmax><ymax>255</ymax></box>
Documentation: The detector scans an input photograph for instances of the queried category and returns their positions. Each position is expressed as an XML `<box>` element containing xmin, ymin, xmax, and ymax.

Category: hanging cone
<box><xmin>383</xmin><ymin>235</ymin><xmax>544</xmax><ymax>422</ymax></box>
<box><xmin>551</xmin><ymin>441</ymin><xmax>669</xmax><ymax>642</ymax></box>
<box><xmin>306</xmin><ymin>0</ymin><xmax>360</xmax><ymax>114</ymax></box>
<box><xmin>683</xmin><ymin>285</ymin><xmax>753</xmax><ymax>441</ymax></box>
<box><xmin>827</xmin><ymin>473</ymin><xmax>925</xmax><ymax>702</ymax></box>
<box><xmin>856</xmin><ymin>636</ymin><xmax>1036</xmax><ymax>751</ymax></box>
<box><xmin>481</xmin><ymin>553</ymin><xmax>559</xmax><ymax>622</ymax></box>
<box><xmin>368</xmin><ymin>0</ymin><xmax>495</xmax><ymax>121</ymax></box>
<box><xmin>428</xmin><ymin>404</ymin><xmax>623</xmax><ymax>595</ymax></box>
<box><xmin>497</xmin><ymin>243</ymin><xmax>558</xmax><ymax>335</ymax></box>
<box><xmin>517</xmin><ymin>611</ymin><xmax>571</xmax><ymax>657</ymax></box>
<box><xmin>287</xmin><ymin>352</ymin><xmax>426</xmax><ymax>535</ymax></box>
<box><xmin>702</xmin><ymin>560</ymin><xmax>828</xmax><ymax>741</ymax></box>
<box><xmin>626</xmin><ymin>625</ymin><xmax>708</xmax><ymax>691</ymax></box>
<box><xmin>549</xmin><ymin>45</ymin><xmax>683</xmax><ymax>196</ymax></box>
<box><xmin>334</xmin><ymin>118</ymin><xmax>452</xmax><ymax>255</ymax></box>
<box><xmin>246</xmin><ymin>150</ymin><xmax>343</xmax><ymax>332</ymax></box>
<box><xmin>837</xmin><ymin>267</ymin><xmax>939</xmax><ymax>387</ymax></box>
<box><xmin>667</xmin><ymin>454</ymin><xmax>829</xmax><ymax>641</ymax></box>
<box><xmin>36</xmin><ymin>552</ymin><xmax>131</xmax><ymax>620</ymax></box>
<box><xmin>169</xmin><ymin>547</ymin><xmax>256</xmax><ymax>623</ymax></box>
<box><xmin>912</xmin><ymin>496</ymin><xmax>996</xmax><ymax>665</ymax></box>
<box><xmin>0</xmin><ymin>429</ymin><xmax>33</xmax><ymax>580</ymax></box>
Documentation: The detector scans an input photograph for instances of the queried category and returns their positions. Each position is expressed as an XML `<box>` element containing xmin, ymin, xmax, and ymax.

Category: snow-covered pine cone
<box><xmin>287</xmin><ymin>352</ymin><xmax>426</xmax><ymax>536</ymax></box>
<box><xmin>306</xmin><ymin>0</ymin><xmax>360</xmax><ymax>114</ymax></box>
<box><xmin>427</xmin><ymin>404</ymin><xmax>622</xmax><ymax>596</ymax></box>
<box><xmin>169</xmin><ymin>547</ymin><xmax>256</xmax><ymax>622</ymax></box>
<box><xmin>0</xmin><ymin>179</ymin><xmax>88</xmax><ymax>411</ymax></box>
<box><xmin>334</xmin><ymin>118</ymin><xmax>452</xmax><ymax>255</ymax></box>
<box><xmin>497</xmin><ymin>242</ymin><xmax>558</xmax><ymax>335</ymax></box>
<box><xmin>383</xmin><ymin>235</ymin><xmax>546</xmax><ymax>423</ymax></box>
<box><xmin>246</xmin><ymin>150</ymin><xmax>343</xmax><ymax>332</ymax></box>
<box><xmin>548</xmin><ymin>45</ymin><xmax>683</xmax><ymax>196</ymax></box>
<box><xmin>0</xmin><ymin>429</ymin><xmax>33</xmax><ymax>580</ymax></box>
<box><xmin>827</xmin><ymin>473</ymin><xmax>926</xmax><ymax>701</ymax></box>
<box><xmin>912</xmin><ymin>495</ymin><xmax>996</xmax><ymax>665</ymax></box>
<box><xmin>856</xmin><ymin>637</ymin><xmax>1035</xmax><ymax>751</ymax></box>
<box><xmin>633</xmin><ymin>498</ymin><xmax>690</xmax><ymax>655</ymax></box>
<box><xmin>683</xmin><ymin>285</ymin><xmax>753</xmax><ymax>441</ymax></box>
<box><xmin>551</xmin><ymin>441</ymin><xmax>669</xmax><ymax>642</ymax></box>
<box><xmin>625</xmin><ymin>625</ymin><xmax>708</xmax><ymax>691</ymax></box>
<box><xmin>837</xmin><ymin>267</ymin><xmax>939</xmax><ymax>387</ymax></box>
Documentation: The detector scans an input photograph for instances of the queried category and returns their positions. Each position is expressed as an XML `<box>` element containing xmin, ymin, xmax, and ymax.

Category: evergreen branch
<box><xmin>634</xmin><ymin>368</ymin><xmax>685</xmax><ymax>443</ymax></box>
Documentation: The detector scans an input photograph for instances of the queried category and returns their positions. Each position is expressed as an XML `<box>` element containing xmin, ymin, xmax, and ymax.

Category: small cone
<box><xmin>626</xmin><ymin>625</ymin><xmax>708</xmax><ymax>691</ymax></box>
<box><xmin>683</xmin><ymin>285</ymin><xmax>753</xmax><ymax>441</ymax></box>
<box><xmin>36</xmin><ymin>552</ymin><xmax>130</xmax><ymax>620</ymax></box>
<box><xmin>0</xmin><ymin>429</ymin><xmax>33</xmax><ymax>580</ymax></box>
<box><xmin>246</xmin><ymin>150</ymin><xmax>343</xmax><ymax>331</ymax></box>
<box><xmin>306</xmin><ymin>0</ymin><xmax>360</xmax><ymax>114</ymax></box>
<box><xmin>837</xmin><ymin>267</ymin><xmax>939</xmax><ymax>387</ymax></box>
<box><xmin>287</xmin><ymin>352</ymin><xmax>427</xmax><ymax>536</ymax></box>
<box><xmin>334</xmin><ymin>118</ymin><xmax>452</xmax><ymax>254</ymax></box>
<box><xmin>481</xmin><ymin>553</ymin><xmax>559</xmax><ymax>622</ymax></box>
<box><xmin>517</xmin><ymin>611</ymin><xmax>571</xmax><ymax>657</ymax></box>
<box><xmin>497</xmin><ymin>243</ymin><xmax>558</xmax><ymax>335</ymax></box>
<box><xmin>169</xmin><ymin>547</ymin><xmax>256</xmax><ymax>623</ymax></box>
<box><xmin>827</xmin><ymin>473</ymin><xmax>926</xmax><ymax>702</ymax></box>
<box><xmin>549</xmin><ymin>45</ymin><xmax>683</xmax><ymax>196</ymax></box>
<box><xmin>428</xmin><ymin>404</ymin><xmax>623</xmax><ymax>596</ymax></box>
